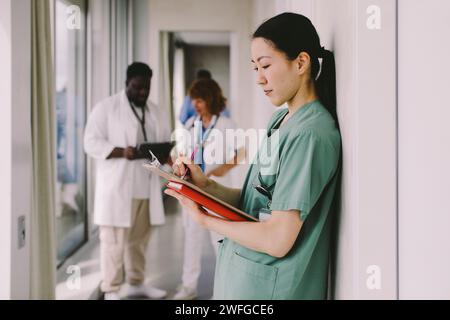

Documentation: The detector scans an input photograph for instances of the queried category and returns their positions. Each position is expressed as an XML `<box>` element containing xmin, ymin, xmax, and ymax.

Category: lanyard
<box><xmin>193</xmin><ymin>114</ymin><xmax>219</xmax><ymax>149</ymax></box>
<box><xmin>129</xmin><ymin>101</ymin><xmax>148</xmax><ymax>142</ymax></box>
<box><xmin>192</xmin><ymin>115</ymin><xmax>219</xmax><ymax>167</ymax></box>
<box><xmin>199</xmin><ymin>114</ymin><xmax>219</xmax><ymax>144</ymax></box>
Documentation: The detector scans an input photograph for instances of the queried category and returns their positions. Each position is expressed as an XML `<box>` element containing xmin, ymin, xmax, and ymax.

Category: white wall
<box><xmin>315</xmin><ymin>0</ymin><xmax>398</xmax><ymax>299</ymax></box>
<box><xmin>89</xmin><ymin>0</ymin><xmax>112</xmax><ymax>107</ymax></box>
<box><xmin>0</xmin><ymin>0</ymin><xmax>32</xmax><ymax>299</ymax></box>
<box><xmin>0</xmin><ymin>0</ymin><xmax>13</xmax><ymax>298</ymax></box>
<box><xmin>132</xmin><ymin>0</ymin><xmax>150</xmax><ymax>65</ymax></box>
<box><xmin>398</xmin><ymin>0</ymin><xmax>450</xmax><ymax>299</ymax></box>
<box><xmin>184</xmin><ymin>45</ymin><xmax>230</xmax><ymax>98</ymax></box>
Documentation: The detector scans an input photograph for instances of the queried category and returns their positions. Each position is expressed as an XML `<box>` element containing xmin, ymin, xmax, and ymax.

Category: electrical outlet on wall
<box><xmin>18</xmin><ymin>215</ymin><xmax>25</xmax><ymax>249</ymax></box>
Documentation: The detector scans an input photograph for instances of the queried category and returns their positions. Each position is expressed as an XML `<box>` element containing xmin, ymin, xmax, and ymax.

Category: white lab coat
<box><xmin>84</xmin><ymin>90</ymin><xmax>170</xmax><ymax>227</ymax></box>
<box><xmin>183</xmin><ymin>115</ymin><xmax>239</xmax><ymax>187</ymax></box>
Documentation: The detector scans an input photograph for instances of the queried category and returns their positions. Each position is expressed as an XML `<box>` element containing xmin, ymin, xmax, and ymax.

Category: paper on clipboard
<box><xmin>142</xmin><ymin>162</ymin><xmax>258</xmax><ymax>222</ymax></box>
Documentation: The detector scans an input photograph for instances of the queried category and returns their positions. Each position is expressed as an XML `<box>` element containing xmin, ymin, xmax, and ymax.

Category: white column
<box><xmin>0</xmin><ymin>0</ymin><xmax>32</xmax><ymax>299</ymax></box>
<box><xmin>398</xmin><ymin>0</ymin><xmax>450</xmax><ymax>299</ymax></box>
<box><xmin>0</xmin><ymin>0</ymin><xmax>13</xmax><ymax>298</ymax></box>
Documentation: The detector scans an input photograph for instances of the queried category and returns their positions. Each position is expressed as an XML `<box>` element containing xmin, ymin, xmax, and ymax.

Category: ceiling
<box><xmin>174</xmin><ymin>31</ymin><xmax>230</xmax><ymax>47</ymax></box>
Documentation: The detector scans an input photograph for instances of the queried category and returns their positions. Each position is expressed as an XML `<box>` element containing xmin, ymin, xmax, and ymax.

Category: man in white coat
<box><xmin>84</xmin><ymin>62</ymin><xmax>170</xmax><ymax>300</ymax></box>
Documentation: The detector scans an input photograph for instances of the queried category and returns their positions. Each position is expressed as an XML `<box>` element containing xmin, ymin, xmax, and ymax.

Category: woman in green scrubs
<box><xmin>165</xmin><ymin>12</ymin><xmax>341</xmax><ymax>300</ymax></box>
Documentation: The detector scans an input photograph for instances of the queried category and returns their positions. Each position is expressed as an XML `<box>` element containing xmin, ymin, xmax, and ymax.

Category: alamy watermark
<box><xmin>66</xmin><ymin>5</ymin><xmax>81</xmax><ymax>30</ymax></box>
<box><xmin>171</xmin><ymin>127</ymin><xmax>280</xmax><ymax>177</ymax></box>
<box><xmin>366</xmin><ymin>5</ymin><xmax>381</xmax><ymax>30</ymax></box>
<box><xmin>65</xmin><ymin>265</ymin><xmax>81</xmax><ymax>291</ymax></box>
<box><xmin>366</xmin><ymin>264</ymin><xmax>382</xmax><ymax>290</ymax></box>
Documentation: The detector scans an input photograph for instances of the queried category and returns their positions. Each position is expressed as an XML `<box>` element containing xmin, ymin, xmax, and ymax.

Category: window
<box><xmin>55</xmin><ymin>0</ymin><xmax>87</xmax><ymax>266</ymax></box>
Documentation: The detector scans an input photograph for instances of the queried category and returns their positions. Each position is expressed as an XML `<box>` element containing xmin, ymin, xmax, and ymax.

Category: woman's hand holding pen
<box><xmin>171</xmin><ymin>156</ymin><xmax>210</xmax><ymax>189</ymax></box>
<box><xmin>164</xmin><ymin>156</ymin><xmax>211</xmax><ymax>226</ymax></box>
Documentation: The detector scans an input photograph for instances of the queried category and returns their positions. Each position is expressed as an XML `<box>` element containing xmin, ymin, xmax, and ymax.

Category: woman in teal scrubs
<box><xmin>165</xmin><ymin>12</ymin><xmax>341</xmax><ymax>300</ymax></box>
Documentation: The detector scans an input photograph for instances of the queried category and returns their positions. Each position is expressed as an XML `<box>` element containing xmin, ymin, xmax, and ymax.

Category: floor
<box><xmin>56</xmin><ymin>196</ymin><xmax>217</xmax><ymax>300</ymax></box>
<box><xmin>55</xmin><ymin>183</ymin><xmax>86</xmax><ymax>266</ymax></box>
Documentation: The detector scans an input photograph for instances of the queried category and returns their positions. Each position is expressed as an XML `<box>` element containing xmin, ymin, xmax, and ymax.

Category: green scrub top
<box><xmin>213</xmin><ymin>100</ymin><xmax>341</xmax><ymax>300</ymax></box>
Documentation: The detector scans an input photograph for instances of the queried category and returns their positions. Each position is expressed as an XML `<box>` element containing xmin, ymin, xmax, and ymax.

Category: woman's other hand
<box><xmin>164</xmin><ymin>188</ymin><xmax>209</xmax><ymax>227</ymax></box>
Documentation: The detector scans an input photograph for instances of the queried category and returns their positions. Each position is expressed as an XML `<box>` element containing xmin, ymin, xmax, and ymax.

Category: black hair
<box><xmin>189</xmin><ymin>78</ymin><xmax>226</xmax><ymax>115</ymax></box>
<box><xmin>196</xmin><ymin>69</ymin><xmax>212</xmax><ymax>79</ymax></box>
<box><xmin>253</xmin><ymin>12</ymin><xmax>337</xmax><ymax>121</ymax></box>
<box><xmin>126</xmin><ymin>62</ymin><xmax>153</xmax><ymax>81</ymax></box>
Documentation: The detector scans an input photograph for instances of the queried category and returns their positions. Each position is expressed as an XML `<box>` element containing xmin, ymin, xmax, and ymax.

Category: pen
<box><xmin>180</xmin><ymin>145</ymin><xmax>198</xmax><ymax>180</ymax></box>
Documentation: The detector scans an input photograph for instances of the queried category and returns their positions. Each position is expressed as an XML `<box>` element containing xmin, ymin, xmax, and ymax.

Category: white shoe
<box><xmin>127</xmin><ymin>284</ymin><xmax>167</xmax><ymax>299</ymax></box>
<box><xmin>104</xmin><ymin>292</ymin><xmax>121</xmax><ymax>300</ymax></box>
<box><xmin>173</xmin><ymin>285</ymin><xmax>197</xmax><ymax>300</ymax></box>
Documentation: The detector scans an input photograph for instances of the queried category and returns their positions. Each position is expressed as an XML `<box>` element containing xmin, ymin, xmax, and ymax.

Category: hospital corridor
<box><xmin>1</xmin><ymin>0</ymin><xmax>450</xmax><ymax>302</ymax></box>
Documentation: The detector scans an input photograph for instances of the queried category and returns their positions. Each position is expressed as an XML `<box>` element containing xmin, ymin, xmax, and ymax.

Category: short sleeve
<box><xmin>270</xmin><ymin>130</ymin><xmax>338</xmax><ymax>221</ymax></box>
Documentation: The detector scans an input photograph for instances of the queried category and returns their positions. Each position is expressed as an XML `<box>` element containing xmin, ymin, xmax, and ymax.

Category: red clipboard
<box><xmin>167</xmin><ymin>182</ymin><xmax>256</xmax><ymax>222</ymax></box>
<box><xmin>143</xmin><ymin>162</ymin><xmax>258</xmax><ymax>222</ymax></box>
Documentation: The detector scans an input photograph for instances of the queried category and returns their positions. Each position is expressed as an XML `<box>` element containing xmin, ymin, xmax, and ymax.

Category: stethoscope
<box><xmin>253</xmin><ymin>172</ymin><xmax>273</xmax><ymax>210</ymax></box>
